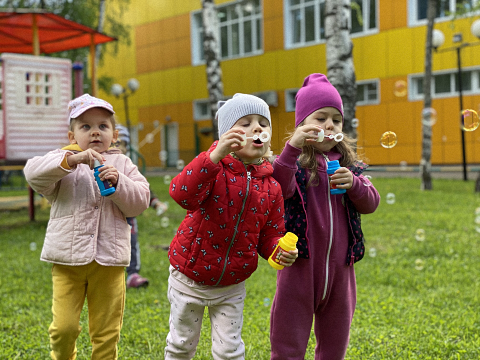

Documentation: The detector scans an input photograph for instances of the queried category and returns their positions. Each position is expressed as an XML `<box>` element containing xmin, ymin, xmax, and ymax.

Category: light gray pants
<box><xmin>164</xmin><ymin>277</ymin><xmax>246</xmax><ymax>360</ymax></box>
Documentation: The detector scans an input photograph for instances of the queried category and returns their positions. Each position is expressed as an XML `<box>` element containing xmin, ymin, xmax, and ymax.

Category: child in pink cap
<box><xmin>24</xmin><ymin>94</ymin><xmax>150</xmax><ymax>359</ymax></box>
<box><xmin>269</xmin><ymin>74</ymin><xmax>380</xmax><ymax>359</ymax></box>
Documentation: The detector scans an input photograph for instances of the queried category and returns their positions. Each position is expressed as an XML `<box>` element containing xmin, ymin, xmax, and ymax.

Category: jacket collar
<box><xmin>208</xmin><ymin>141</ymin><xmax>273</xmax><ymax>178</ymax></box>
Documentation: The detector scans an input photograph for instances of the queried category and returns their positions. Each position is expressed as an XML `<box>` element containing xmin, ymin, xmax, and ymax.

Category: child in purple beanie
<box><xmin>269</xmin><ymin>74</ymin><xmax>380</xmax><ymax>359</ymax></box>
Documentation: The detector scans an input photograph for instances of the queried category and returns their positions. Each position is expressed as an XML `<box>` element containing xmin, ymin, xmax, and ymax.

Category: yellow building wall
<box><xmin>98</xmin><ymin>0</ymin><xmax>480</xmax><ymax>168</ymax></box>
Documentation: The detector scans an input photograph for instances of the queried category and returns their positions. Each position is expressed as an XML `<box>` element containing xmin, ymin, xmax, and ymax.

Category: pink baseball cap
<box><xmin>67</xmin><ymin>94</ymin><xmax>115</xmax><ymax>122</ymax></box>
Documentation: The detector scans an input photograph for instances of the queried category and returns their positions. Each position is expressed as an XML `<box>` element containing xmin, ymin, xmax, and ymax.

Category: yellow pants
<box><xmin>49</xmin><ymin>261</ymin><xmax>125</xmax><ymax>360</ymax></box>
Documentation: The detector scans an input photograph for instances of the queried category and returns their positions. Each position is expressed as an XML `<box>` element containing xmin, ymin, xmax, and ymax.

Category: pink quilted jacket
<box><xmin>24</xmin><ymin>148</ymin><xmax>150</xmax><ymax>266</ymax></box>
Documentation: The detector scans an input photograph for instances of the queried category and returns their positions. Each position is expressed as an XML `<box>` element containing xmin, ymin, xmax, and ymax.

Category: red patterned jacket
<box><xmin>168</xmin><ymin>142</ymin><xmax>286</xmax><ymax>286</ymax></box>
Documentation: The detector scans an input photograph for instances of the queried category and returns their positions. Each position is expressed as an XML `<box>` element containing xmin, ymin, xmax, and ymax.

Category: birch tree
<box><xmin>325</xmin><ymin>0</ymin><xmax>357</xmax><ymax>139</ymax></box>
<box><xmin>420</xmin><ymin>0</ymin><xmax>436</xmax><ymax>191</ymax></box>
<box><xmin>201</xmin><ymin>0</ymin><xmax>224</xmax><ymax>141</ymax></box>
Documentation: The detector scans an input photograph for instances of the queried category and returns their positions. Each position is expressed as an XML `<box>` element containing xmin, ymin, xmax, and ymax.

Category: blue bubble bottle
<box><xmin>326</xmin><ymin>160</ymin><xmax>346</xmax><ymax>195</ymax></box>
<box><xmin>94</xmin><ymin>159</ymin><xmax>116</xmax><ymax>196</ymax></box>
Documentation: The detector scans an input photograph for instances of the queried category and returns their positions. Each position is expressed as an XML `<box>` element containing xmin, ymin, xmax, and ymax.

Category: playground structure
<box><xmin>0</xmin><ymin>53</ymin><xmax>72</xmax><ymax>162</ymax></box>
<box><xmin>0</xmin><ymin>9</ymin><xmax>117</xmax><ymax>219</ymax></box>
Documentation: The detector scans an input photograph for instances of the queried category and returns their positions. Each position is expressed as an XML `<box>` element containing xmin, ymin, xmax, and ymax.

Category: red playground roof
<box><xmin>0</xmin><ymin>9</ymin><xmax>116</xmax><ymax>54</ymax></box>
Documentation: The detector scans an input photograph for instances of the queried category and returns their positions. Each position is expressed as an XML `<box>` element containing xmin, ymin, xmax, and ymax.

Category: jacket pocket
<box><xmin>42</xmin><ymin>215</ymin><xmax>74</xmax><ymax>263</ymax></box>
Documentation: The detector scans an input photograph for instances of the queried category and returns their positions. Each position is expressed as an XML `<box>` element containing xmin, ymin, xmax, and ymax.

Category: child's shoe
<box><xmin>126</xmin><ymin>273</ymin><xmax>149</xmax><ymax>289</ymax></box>
<box><xmin>156</xmin><ymin>201</ymin><xmax>169</xmax><ymax>216</ymax></box>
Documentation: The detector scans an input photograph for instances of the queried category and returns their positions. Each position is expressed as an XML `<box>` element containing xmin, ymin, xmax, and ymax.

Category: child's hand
<box><xmin>97</xmin><ymin>164</ymin><xmax>119</xmax><ymax>185</ymax></box>
<box><xmin>67</xmin><ymin>149</ymin><xmax>105</xmax><ymax>169</ymax></box>
<box><xmin>330</xmin><ymin>167</ymin><xmax>353</xmax><ymax>190</ymax></box>
<box><xmin>210</xmin><ymin>129</ymin><xmax>246</xmax><ymax>164</ymax></box>
<box><xmin>278</xmin><ymin>249</ymin><xmax>298</xmax><ymax>267</ymax></box>
<box><xmin>289</xmin><ymin>124</ymin><xmax>323</xmax><ymax>148</ymax></box>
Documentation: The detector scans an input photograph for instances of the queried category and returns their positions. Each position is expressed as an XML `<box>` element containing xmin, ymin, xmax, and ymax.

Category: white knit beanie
<box><xmin>216</xmin><ymin>93</ymin><xmax>271</xmax><ymax>138</ymax></box>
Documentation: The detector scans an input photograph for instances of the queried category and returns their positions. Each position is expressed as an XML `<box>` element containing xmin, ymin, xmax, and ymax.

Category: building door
<box><xmin>162</xmin><ymin>122</ymin><xmax>179</xmax><ymax>167</ymax></box>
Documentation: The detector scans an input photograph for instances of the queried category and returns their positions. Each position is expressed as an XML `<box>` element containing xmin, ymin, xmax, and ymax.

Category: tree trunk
<box><xmin>325</xmin><ymin>0</ymin><xmax>357</xmax><ymax>140</ymax></box>
<box><xmin>201</xmin><ymin>0</ymin><xmax>224</xmax><ymax>141</ymax></box>
<box><xmin>96</xmin><ymin>0</ymin><xmax>106</xmax><ymax>66</ymax></box>
<box><xmin>420</xmin><ymin>0</ymin><xmax>436</xmax><ymax>191</ymax></box>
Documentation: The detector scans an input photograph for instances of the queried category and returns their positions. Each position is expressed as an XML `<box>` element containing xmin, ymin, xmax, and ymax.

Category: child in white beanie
<box><xmin>164</xmin><ymin>93</ymin><xmax>298</xmax><ymax>359</ymax></box>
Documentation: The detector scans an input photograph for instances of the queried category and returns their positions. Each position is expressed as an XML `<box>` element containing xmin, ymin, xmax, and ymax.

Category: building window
<box><xmin>351</xmin><ymin>0</ymin><xmax>377</xmax><ymax>34</ymax></box>
<box><xmin>285</xmin><ymin>88</ymin><xmax>299</xmax><ymax>112</ymax></box>
<box><xmin>191</xmin><ymin>0</ymin><xmax>263</xmax><ymax>65</ymax></box>
<box><xmin>193</xmin><ymin>100</ymin><xmax>211</xmax><ymax>121</ymax></box>
<box><xmin>410</xmin><ymin>68</ymin><xmax>480</xmax><ymax>99</ymax></box>
<box><xmin>285</xmin><ymin>0</ymin><xmax>326</xmax><ymax>47</ymax></box>
<box><xmin>409</xmin><ymin>0</ymin><xmax>478</xmax><ymax>24</ymax></box>
<box><xmin>284</xmin><ymin>0</ymin><xmax>377</xmax><ymax>48</ymax></box>
<box><xmin>356</xmin><ymin>80</ymin><xmax>379</xmax><ymax>105</ymax></box>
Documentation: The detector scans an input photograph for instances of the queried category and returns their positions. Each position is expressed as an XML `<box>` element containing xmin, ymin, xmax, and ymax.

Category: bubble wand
<box><xmin>316</xmin><ymin>129</ymin><xmax>344</xmax><ymax>142</ymax></box>
<box><xmin>240</xmin><ymin>131</ymin><xmax>271</xmax><ymax>146</ymax></box>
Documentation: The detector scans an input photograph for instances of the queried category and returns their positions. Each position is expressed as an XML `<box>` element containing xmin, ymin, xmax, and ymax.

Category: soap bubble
<box><xmin>160</xmin><ymin>216</ymin><xmax>170</xmax><ymax>228</ymax></box>
<box><xmin>176</xmin><ymin>159</ymin><xmax>185</xmax><ymax>170</ymax></box>
<box><xmin>30</xmin><ymin>242</ymin><xmax>37</xmax><ymax>251</ymax></box>
<box><xmin>263</xmin><ymin>298</ymin><xmax>270</xmax><ymax>307</ymax></box>
<box><xmin>368</xmin><ymin>247</ymin><xmax>377</xmax><ymax>258</ymax></box>
<box><xmin>475</xmin><ymin>216</ymin><xmax>480</xmax><ymax>225</ymax></box>
<box><xmin>380</xmin><ymin>131</ymin><xmax>397</xmax><ymax>148</ymax></box>
<box><xmin>386</xmin><ymin>193</ymin><xmax>396</xmax><ymax>205</ymax></box>
<box><xmin>475</xmin><ymin>207</ymin><xmax>480</xmax><ymax>215</ymax></box>
<box><xmin>145</xmin><ymin>133</ymin><xmax>154</xmax><ymax>143</ymax></box>
<box><xmin>159</xmin><ymin>150</ymin><xmax>168</xmax><ymax>161</ymax></box>
<box><xmin>415</xmin><ymin>229</ymin><xmax>425</xmax><ymax>242</ymax></box>
<box><xmin>393</xmin><ymin>80</ymin><xmax>407</xmax><ymax>97</ymax></box>
<box><xmin>351</xmin><ymin>118</ymin><xmax>359</xmax><ymax>128</ymax></box>
<box><xmin>364</xmin><ymin>175</ymin><xmax>372</xmax><ymax>180</ymax></box>
<box><xmin>399</xmin><ymin>161</ymin><xmax>408</xmax><ymax>170</ymax></box>
<box><xmin>461</xmin><ymin>109</ymin><xmax>479</xmax><ymax>132</ymax></box>
<box><xmin>163</xmin><ymin>175</ymin><xmax>172</xmax><ymax>185</ymax></box>
<box><xmin>421</xmin><ymin>108</ymin><xmax>437</xmax><ymax>127</ymax></box>
<box><xmin>415</xmin><ymin>259</ymin><xmax>425</xmax><ymax>271</ymax></box>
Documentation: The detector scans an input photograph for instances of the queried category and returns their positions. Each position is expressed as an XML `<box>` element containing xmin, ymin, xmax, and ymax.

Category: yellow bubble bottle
<box><xmin>268</xmin><ymin>232</ymin><xmax>298</xmax><ymax>270</ymax></box>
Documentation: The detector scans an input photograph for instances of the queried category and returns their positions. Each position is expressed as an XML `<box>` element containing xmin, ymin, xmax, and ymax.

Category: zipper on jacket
<box><xmin>322</xmin><ymin>158</ymin><xmax>333</xmax><ymax>300</ymax></box>
<box><xmin>214</xmin><ymin>169</ymin><xmax>251</xmax><ymax>286</ymax></box>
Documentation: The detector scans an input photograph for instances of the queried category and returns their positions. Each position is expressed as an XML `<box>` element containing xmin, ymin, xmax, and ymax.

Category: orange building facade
<box><xmin>98</xmin><ymin>0</ymin><xmax>480</xmax><ymax>168</ymax></box>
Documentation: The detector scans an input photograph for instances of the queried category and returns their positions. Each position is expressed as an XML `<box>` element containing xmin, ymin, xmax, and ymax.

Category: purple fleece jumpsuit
<box><xmin>270</xmin><ymin>143</ymin><xmax>380</xmax><ymax>360</ymax></box>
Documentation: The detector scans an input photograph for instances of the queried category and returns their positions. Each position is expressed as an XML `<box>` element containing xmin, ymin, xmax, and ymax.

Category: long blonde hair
<box><xmin>284</xmin><ymin>125</ymin><xmax>364</xmax><ymax>188</ymax></box>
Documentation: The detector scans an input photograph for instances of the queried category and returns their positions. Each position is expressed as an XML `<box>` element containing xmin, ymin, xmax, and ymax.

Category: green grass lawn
<box><xmin>1</xmin><ymin>176</ymin><xmax>479</xmax><ymax>359</ymax></box>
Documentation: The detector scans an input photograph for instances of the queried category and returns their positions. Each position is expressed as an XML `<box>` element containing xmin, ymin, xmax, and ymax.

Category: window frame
<box><xmin>283</xmin><ymin>0</ymin><xmax>378</xmax><ymax>49</ymax></box>
<box><xmin>191</xmin><ymin>0</ymin><xmax>264</xmax><ymax>66</ymax></box>
<box><xmin>408</xmin><ymin>0</ymin><xmax>480</xmax><ymax>27</ymax></box>
<box><xmin>356</xmin><ymin>79</ymin><xmax>380</xmax><ymax>105</ymax></box>
<box><xmin>408</xmin><ymin>67</ymin><xmax>480</xmax><ymax>100</ymax></box>
<box><xmin>350</xmin><ymin>0</ymin><xmax>379</xmax><ymax>38</ymax></box>
<box><xmin>193</xmin><ymin>99</ymin><xmax>212</xmax><ymax>121</ymax></box>
<box><xmin>285</xmin><ymin>88</ymin><xmax>299</xmax><ymax>112</ymax></box>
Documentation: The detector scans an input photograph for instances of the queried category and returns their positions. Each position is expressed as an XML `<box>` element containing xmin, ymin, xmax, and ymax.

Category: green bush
<box><xmin>0</xmin><ymin>176</ymin><xmax>478</xmax><ymax>359</ymax></box>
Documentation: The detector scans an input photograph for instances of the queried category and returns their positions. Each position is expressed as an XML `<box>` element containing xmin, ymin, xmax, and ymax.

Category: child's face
<box><xmin>68</xmin><ymin>108</ymin><xmax>118</xmax><ymax>153</ymax></box>
<box><xmin>303</xmin><ymin>107</ymin><xmax>343</xmax><ymax>152</ymax></box>
<box><xmin>231</xmin><ymin>114</ymin><xmax>271</xmax><ymax>164</ymax></box>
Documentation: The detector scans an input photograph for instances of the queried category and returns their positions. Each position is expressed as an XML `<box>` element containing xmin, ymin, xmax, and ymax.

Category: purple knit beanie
<box><xmin>295</xmin><ymin>73</ymin><xmax>344</xmax><ymax>127</ymax></box>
